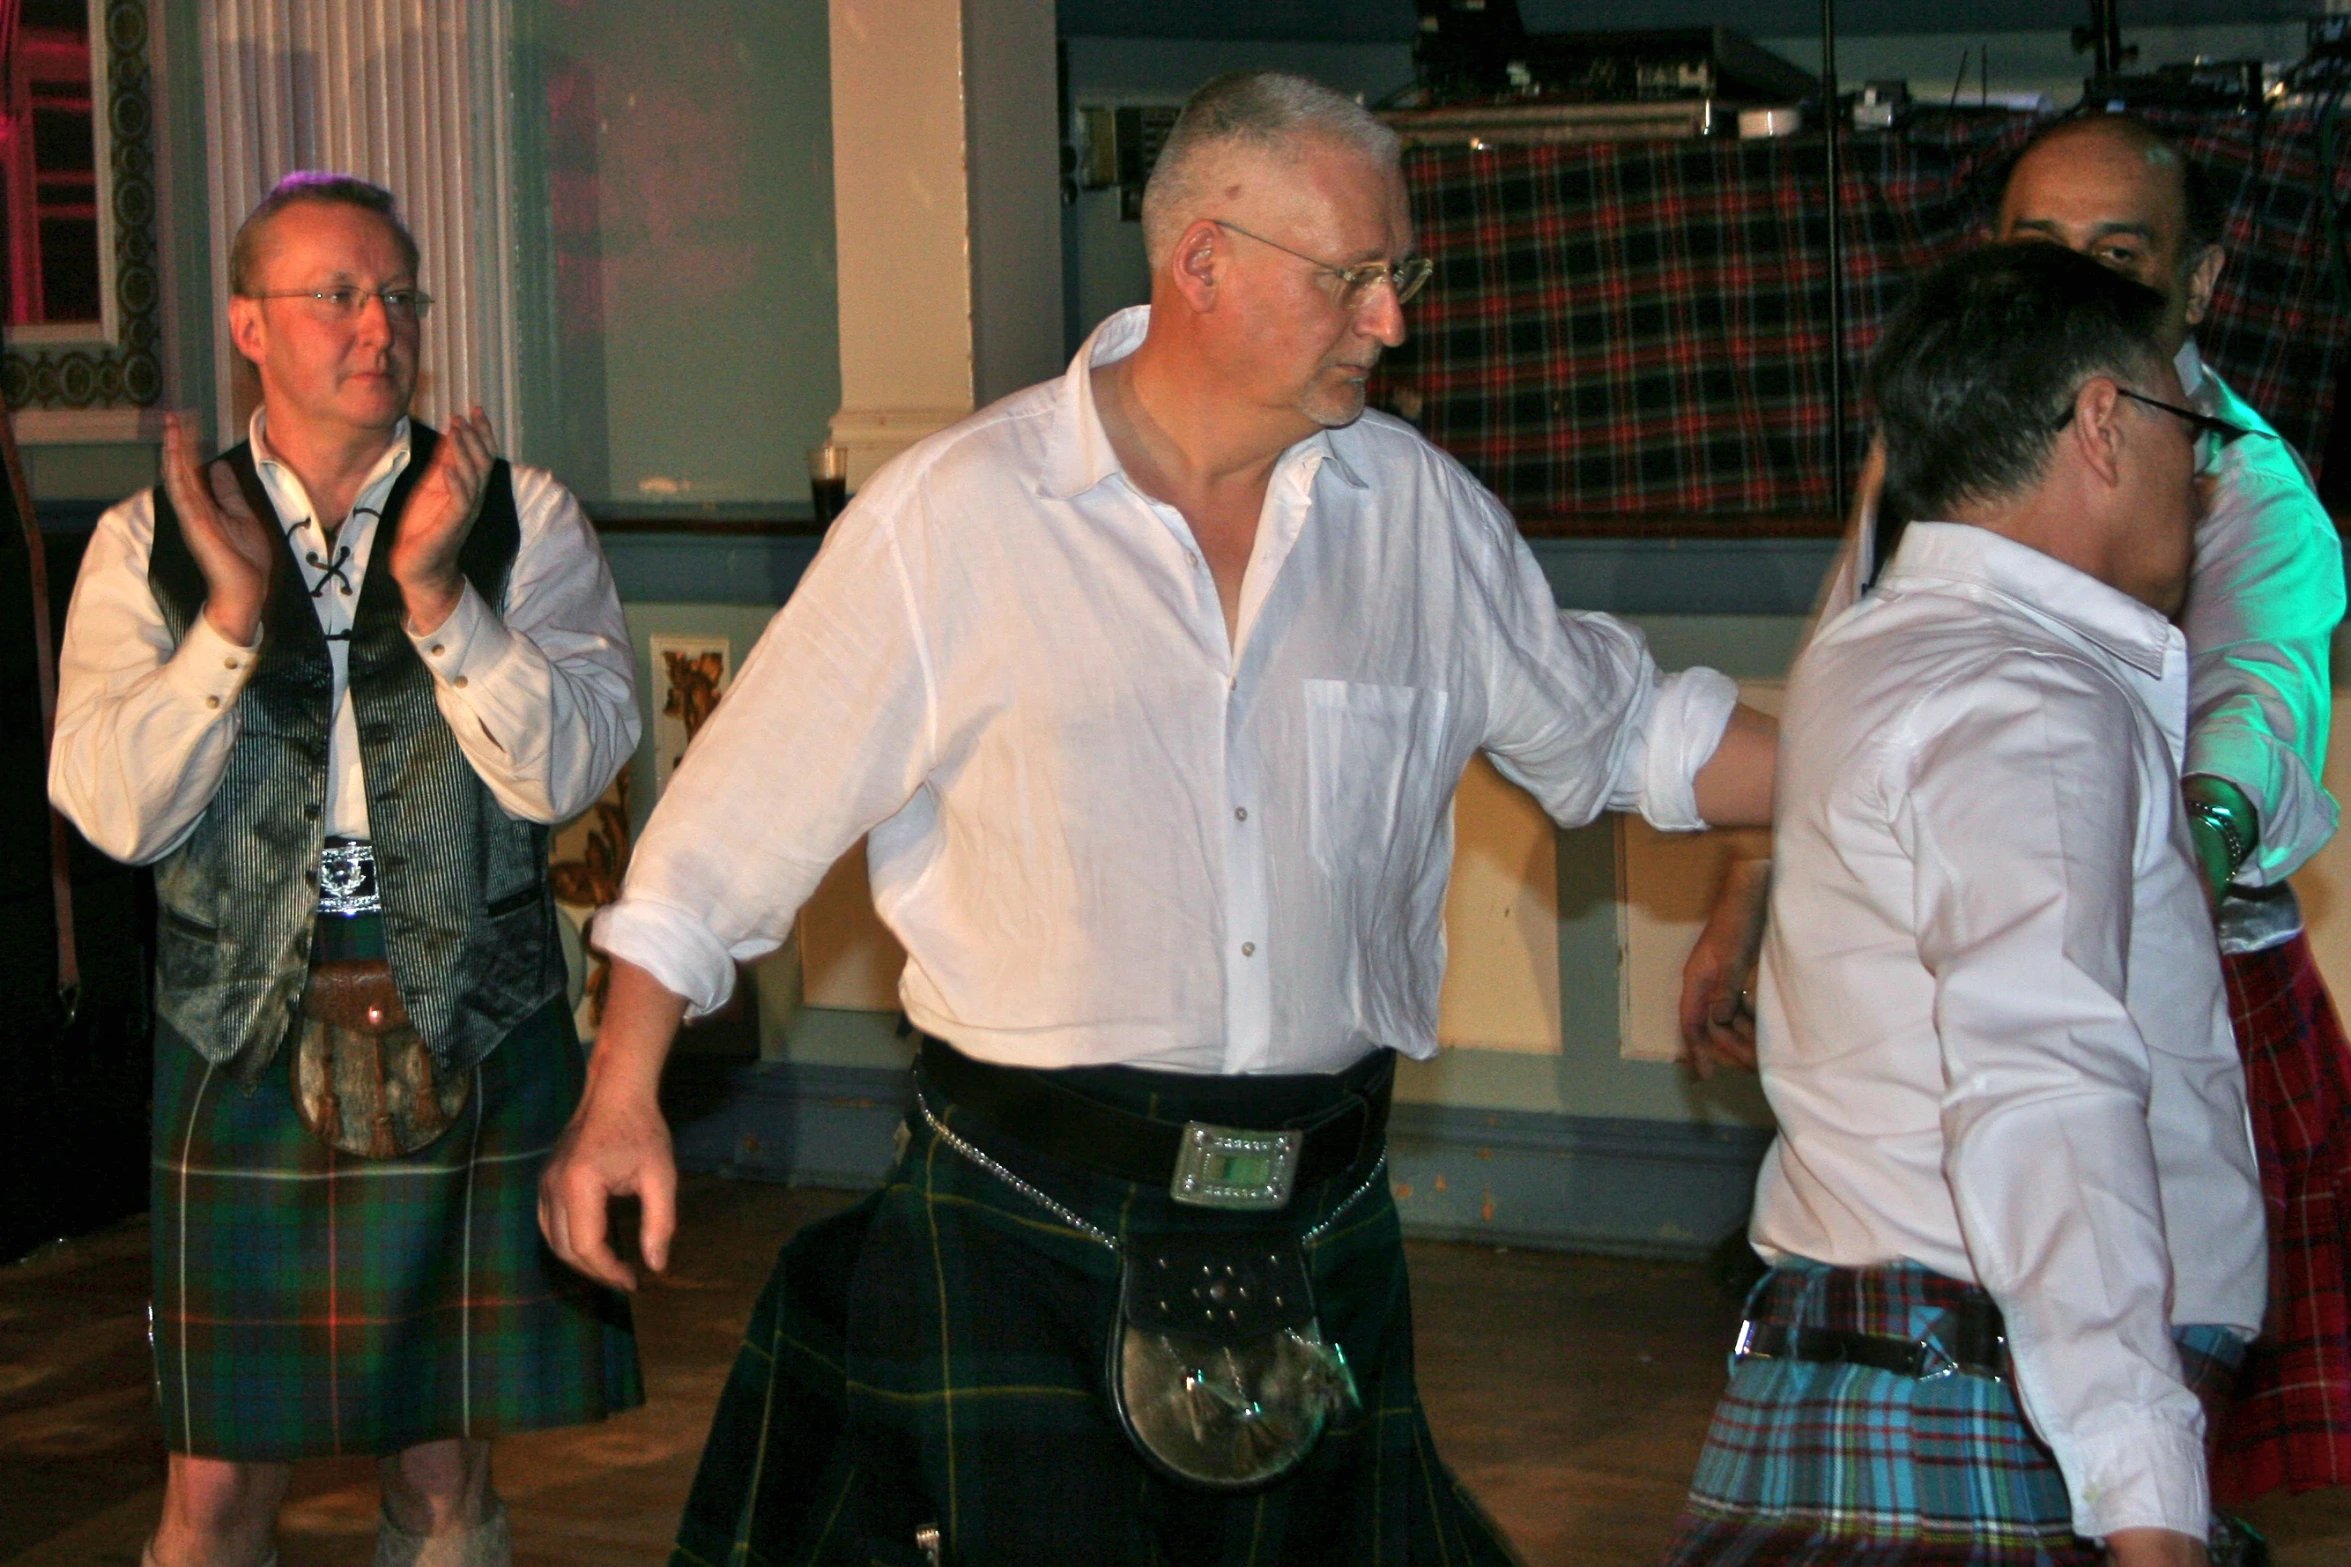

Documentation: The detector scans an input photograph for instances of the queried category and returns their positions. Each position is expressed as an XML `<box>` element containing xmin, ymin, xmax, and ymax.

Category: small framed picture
<box><xmin>649</xmin><ymin>634</ymin><xmax>732</xmax><ymax>794</ymax></box>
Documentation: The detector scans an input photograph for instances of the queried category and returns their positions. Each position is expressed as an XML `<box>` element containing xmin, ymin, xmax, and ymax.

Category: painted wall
<box><xmin>527</xmin><ymin>0</ymin><xmax>839</xmax><ymax>512</ymax></box>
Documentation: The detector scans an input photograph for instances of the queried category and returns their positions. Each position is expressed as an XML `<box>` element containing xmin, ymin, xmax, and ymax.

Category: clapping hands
<box><xmin>388</xmin><ymin>405</ymin><xmax>499</xmax><ymax>635</ymax></box>
<box><xmin>161</xmin><ymin>411</ymin><xmax>274</xmax><ymax>647</ymax></box>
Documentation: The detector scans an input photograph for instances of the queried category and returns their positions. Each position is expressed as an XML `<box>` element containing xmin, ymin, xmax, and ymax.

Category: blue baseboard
<box><xmin>666</xmin><ymin>1060</ymin><xmax>1768</xmax><ymax>1261</ymax></box>
<box><xmin>599</xmin><ymin>528</ymin><xmax>1838</xmax><ymax>616</ymax></box>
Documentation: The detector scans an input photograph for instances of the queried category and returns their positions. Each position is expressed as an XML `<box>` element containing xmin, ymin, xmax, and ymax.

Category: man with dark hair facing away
<box><xmin>49</xmin><ymin>172</ymin><xmax>643</xmax><ymax>1567</ymax></box>
<box><xmin>1683</xmin><ymin>114</ymin><xmax>2349</xmax><ymax>1513</ymax></box>
<box><xmin>1663</xmin><ymin>242</ymin><xmax>2266</xmax><ymax>1567</ymax></box>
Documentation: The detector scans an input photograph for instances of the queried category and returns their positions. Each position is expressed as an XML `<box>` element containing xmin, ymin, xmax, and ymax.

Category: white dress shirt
<box><xmin>2175</xmin><ymin>341</ymin><xmax>2343</xmax><ymax>949</ymax></box>
<box><xmin>597</xmin><ymin>305</ymin><xmax>1739</xmax><ymax>1076</ymax></box>
<box><xmin>1752</xmin><ymin>522</ymin><xmax>2266</xmax><ymax>1540</ymax></box>
<box><xmin>50</xmin><ymin>412</ymin><xmax>639</xmax><ymax>862</ymax></box>
<box><xmin>1825</xmin><ymin>342</ymin><xmax>2344</xmax><ymax>951</ymax></box>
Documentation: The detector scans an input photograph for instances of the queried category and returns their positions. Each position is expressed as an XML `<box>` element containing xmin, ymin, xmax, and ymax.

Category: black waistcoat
<box><xmin>144</xmin><ymin>425</ymin><xmax>565</xmax><ymax>1077</ymax></box>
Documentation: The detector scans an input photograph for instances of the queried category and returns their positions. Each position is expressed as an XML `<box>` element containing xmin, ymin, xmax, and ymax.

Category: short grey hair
<box><xmin>1140</xmin><ymin>72</ymin><xmax>1400</xmax><ymax>270</ymax></box>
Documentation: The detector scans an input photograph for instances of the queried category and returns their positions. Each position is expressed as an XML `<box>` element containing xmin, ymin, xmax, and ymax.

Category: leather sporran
<box><xmin>294</xmin><ymin>959</ymin><xmax>469</xmax><ymax>1158</ymax></box>
<box><xmin>1108</xmin><ymin>1228</ymin><xmax>1360</xmax><ymax>1490</ymax></box>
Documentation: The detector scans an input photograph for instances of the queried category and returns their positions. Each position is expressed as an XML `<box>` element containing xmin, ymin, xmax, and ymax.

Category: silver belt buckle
<box><xmin>316</xmin><ymin>840</ymin><xmax>381</xmax><ymax>916</ymax></box>
<box><xmin>1170</xmin><ymin>1122</ymin><xmax>1302</xmax><ymax>1210</ymax></box>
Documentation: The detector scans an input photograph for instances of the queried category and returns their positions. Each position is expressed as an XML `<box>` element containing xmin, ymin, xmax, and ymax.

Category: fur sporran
<box><xmin>293</xmin><ymin>959</ymin><xmax>469</xmax><ymax>1158</ymax></box>
<box><xmin>1109</xmin><ymin>1229</ymin><xmax>1360</xmax><ymax>1489</ymax></box>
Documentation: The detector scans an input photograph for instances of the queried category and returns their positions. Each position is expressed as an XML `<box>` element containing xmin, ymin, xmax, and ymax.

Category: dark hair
<box><xmin>2179</xmin><ymin>156</ymin><xmax>2225</xmax><ymax>251</ymax></box>
<box><xmin>1869</xmin><ymin>242</ymin><xmax>2170</xmax><ymax>523</ymax></box>
<box><xmin>228</xmin><ymin>172</ymin><xmax>419</xmax><ymax>296</ymax></box>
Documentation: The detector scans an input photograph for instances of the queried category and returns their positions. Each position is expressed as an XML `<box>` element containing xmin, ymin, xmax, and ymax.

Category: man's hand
<box><xmin>538</xmin><ymin>957</ymin><xmax>688</xmax><ymax>1291</ymax></box>
<box><xmin>161</xmin><ymin>411</ymin><xmax>274</xmax><ymax>647</ymax></box>
<box><xmin>2104</xmin><ymin>1526</ymin><xmax>2207</xmax><ymax>1567</ymax></box>
<box><xmin>388</xmin><ymin>405</ymin><xmax>498</xmax><ymax>636</ymax></box>
<box><xmin>1680</xmin><ymin>854</ymin><xmax>1770</xmax><ymax>1076</ymax></box>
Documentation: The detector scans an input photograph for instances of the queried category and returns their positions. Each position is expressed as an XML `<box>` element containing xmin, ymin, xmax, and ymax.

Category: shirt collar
<box><xmin>2173</xmin><ymin>334</ymin><xmax>2278</xmax><ymax>445</ymax></box>
<box><xmin>1879</xmin><ymin>520</ymin><xmax>2177</xmax><ymax>679</ymax></box>
<box><xmin>2173</xmin><ymin>337</ymin><xmax>2207</xmax><ymax>403</ymax></box>
<box><xmin>1039</xmin><ymin>303</ymin><xmax>1371</xmax><ymax>501</ymax></box>
<box><xmin>248</xmin><ymin>408</ymin><xmax>414</xmax><ymax>530</ymax></box>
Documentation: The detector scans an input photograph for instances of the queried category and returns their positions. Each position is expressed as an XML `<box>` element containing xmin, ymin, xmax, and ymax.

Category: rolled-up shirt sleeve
<box><xmin>592</xmin><ymin>487</ymin><xmax>937</xmax><ymax>1016</ymax></box>
<box><xmin>1467</xmin><ymin>482</ymin><xmax>1738</xmax><ymax>832</ymax></box>
<box><xmin>1901</xmin><ymin>653</ymin><xmax>2211</xmax><ymax>1540</ymax></box>
<box><xmin>2180</xmin><ymin>449</ymin><xmax>2343</xmax><ymax>886</ymax></box>
<box><xmin>48</xmin><ymin>492</ymin><xmax>263</xmax><ymax>864</ymax></box>
<box><xmin>405</xmin><ymin>467</ymin><xmax>640</xmax><ymax>825</ymax></box>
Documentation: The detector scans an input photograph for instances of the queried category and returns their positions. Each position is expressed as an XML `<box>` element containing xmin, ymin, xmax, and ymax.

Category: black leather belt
<box><xmin>1735</xmin><ymin>1298</ymin><xmax>2009</xmax><ymax>1382</ymax></box>
<box><xmin>914</xmin><ymin>1034</ymin><xmax>1392</xmax><ymax>1205</ymax></box>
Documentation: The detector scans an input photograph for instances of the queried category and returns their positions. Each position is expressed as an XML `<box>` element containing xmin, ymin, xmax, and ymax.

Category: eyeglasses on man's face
<box><xmin>2050</xmin><ymin>382</ymin><xmax>2253</xmax><ymax>465</ymax></box>
<box><xmin>244</xmin><ymin>286</ymin><xmax>435</xmax><ymax>325</ymax></box>
<box><xmin>2111</xmin><ymin>387</ymin><xmax>2250</xmax><ymax>449</ymax></box>
<box><xmin>1210</xmin><ymin>219</ymin><xmax>1433</xmax><ymax>310</ymax></box>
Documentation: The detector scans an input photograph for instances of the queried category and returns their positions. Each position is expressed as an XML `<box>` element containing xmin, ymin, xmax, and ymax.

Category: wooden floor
<box><xmin>4</xmin><ymin>1175</ymin><xmax>2349</xmax><ymax>1566</ymax></box>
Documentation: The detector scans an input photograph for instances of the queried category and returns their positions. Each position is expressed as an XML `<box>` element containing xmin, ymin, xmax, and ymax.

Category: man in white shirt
<box><xmin>48</xmin><ymin>174</ymin><xmax>642</xmax><ymax>1567</ymax></box>
<box><xmin>1680</xmin><ymin>114</ymin><xmax>2350</xmax><ymax>1509</ymax></box>
<box><xmin>542</xmin><ymin>72</ymin><xmax>1773</xmax><ymax>1566</ymax></box>
<box><xmin>1663</xmin><ymin>242</ymin><xmax>2266</xmax><ymax>1567</ymax></box>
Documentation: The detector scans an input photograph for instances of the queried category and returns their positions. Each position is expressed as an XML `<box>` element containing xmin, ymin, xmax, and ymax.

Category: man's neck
<box><xmin>257</xmin><ymin>407</ymin><xmax>401</xmax><ymax>535</ymax></box>
<box><xmin>1948</xmin><ymin>488</ymin><xmax>2145</xmax><ymax>608</ymax></box>
<box><xmin>1099</xmin><ymin>331</ymin><xmax>1307</xmax><ymax>506</ymax></box>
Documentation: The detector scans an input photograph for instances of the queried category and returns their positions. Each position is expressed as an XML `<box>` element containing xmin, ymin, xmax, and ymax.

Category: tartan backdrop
<box><xmin>1372</xmin><ymin>106</ymin><xmax>2351</xmax><ymax>532</ymax></box>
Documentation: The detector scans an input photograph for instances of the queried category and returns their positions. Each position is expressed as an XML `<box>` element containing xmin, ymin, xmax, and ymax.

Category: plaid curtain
<box><xmin>1375</xmin><ymin>105</ymin><xmax>2351</xmax><ymax>533</ymax></box>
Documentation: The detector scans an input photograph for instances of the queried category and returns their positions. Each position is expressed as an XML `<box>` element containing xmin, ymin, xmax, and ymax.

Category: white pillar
<box><xmin>826</xmin><ymin>0</ymin><xmax>1063</xmax><ymax>485</ymax></box>
<box><xmin>200</xmin><ymin>0</ymin><xmax>519</xmax><ymax>442</ymax></box>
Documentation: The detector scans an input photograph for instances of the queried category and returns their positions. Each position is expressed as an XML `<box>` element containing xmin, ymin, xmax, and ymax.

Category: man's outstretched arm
<box><xmin>1691</xmin><ymin>704</ymin><xmax>1777</xmax><ymax>829</ymax></box>
<box><xmin>539</xmin><ymin>958</ymin><xmax>687</xmax><ymax>1291</ymax></box>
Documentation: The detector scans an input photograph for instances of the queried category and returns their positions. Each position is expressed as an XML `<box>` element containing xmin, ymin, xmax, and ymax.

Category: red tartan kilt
<box><xmin>2213</xmin><ymin>932</ymin><xmax>2351</xmax><ymax>1504</ymax></box>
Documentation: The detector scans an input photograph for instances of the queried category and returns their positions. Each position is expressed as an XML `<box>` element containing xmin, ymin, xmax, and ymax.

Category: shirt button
<box><xmin>429</xmin><ymin>643</ymin><xmax>445</xmax><ymax>656</ymax></box>
<box><xmin>223</xmin><ymin>657</ymin><xmax>240</xmax><ymax>670</ymax></box>
<box><xmin>1240</xmin><ymin>941</ymin><xmax>1255</xmax><ymax>957</ymax></box>
<box><xmin>451</xmin><ymin>675</ymin><xmax>468</xmax><ymax>689</ymax></box>
<box><xmin>204</xmin><ymin>695</ymin><xmax>220</xmax><ymax>709</ymax></box>
<box><xmin>1234</xmin><ymin>807</ymin><xmax>1248</xmax><ymax>822</ymax></box>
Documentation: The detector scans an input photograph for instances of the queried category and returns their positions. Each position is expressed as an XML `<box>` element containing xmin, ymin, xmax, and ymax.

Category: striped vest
<box><xmin>145</xmin><ymin>426</ymin><xmax>565</xmax><ymax>1077</ymax></box>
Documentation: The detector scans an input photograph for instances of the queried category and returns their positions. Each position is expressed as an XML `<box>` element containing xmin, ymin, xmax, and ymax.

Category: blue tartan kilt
<box><xmin>1661</xmin><ymin>1259</ymin><xmax>2244</xmax><ymax>1567</ymax></box>
<box><xmin>670</xmin><ymin>1059</ymin><xmax>1523</xmax><ymax>1567</ymax></box>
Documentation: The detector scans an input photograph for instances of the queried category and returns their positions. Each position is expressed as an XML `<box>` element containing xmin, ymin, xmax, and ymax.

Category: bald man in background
<box><xmin>1682</xmin><ymin>114</ymin><xmax>2351</xmax><ymax>1512</ymax></box>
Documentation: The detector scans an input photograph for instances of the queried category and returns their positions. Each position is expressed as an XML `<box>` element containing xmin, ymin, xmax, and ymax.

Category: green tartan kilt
<box><xmin>671</xmin><ymin>1067</ymin><xmax>1523</xmax><ymax>1567</ymax></box>
<box><xmin>149</xmin><ymin>913</ymin><xmax>643</xmax><ymax>1461</ymax></box>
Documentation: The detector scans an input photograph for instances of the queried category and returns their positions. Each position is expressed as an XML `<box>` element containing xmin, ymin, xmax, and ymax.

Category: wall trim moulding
<box><xmin>666</xmin><ymin>1060</ymin><xmax>1771</xmax><ymax>1261</ymax></box>
<box><xmin>827</xmin><ymin>404</ymin><xmax>975</xmax><ymax>483</ymax></box>
<box><xmin>597</xmin><ymin>530</ymin><xmax>1843</xmax><ymax>619</ymax></box>
<box><xmin>12</xmin><ymin>405</ymin><xmax>167</xmax><ymax>444</ymax></box>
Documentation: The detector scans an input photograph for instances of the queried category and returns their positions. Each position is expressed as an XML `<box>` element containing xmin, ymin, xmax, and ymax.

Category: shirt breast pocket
<box><xmin>1303</xmin><ymin>679</ymin><xmax>1454</xmax><ymax>880</ymax></box>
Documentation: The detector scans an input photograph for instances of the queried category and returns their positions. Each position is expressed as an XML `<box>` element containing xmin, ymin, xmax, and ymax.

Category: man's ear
<box><xmin>2183</xmin><ymin>242</ymin><xmax>2223</xmax><ymax>330</ymax></box>
<box><xmin>226</xmin><ymin>296</ymin><xmax>267</xmax><ymax>369</ymax></box>
<box><xmin>2067</xmin><ymin>375</ymin><xmax>2129</xmax><ymax>490</ymax></box>
<box><xmin>1168</xmin><ymin>219</ymin><xmax>1225</xmax><ymax>314</ymax></box>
